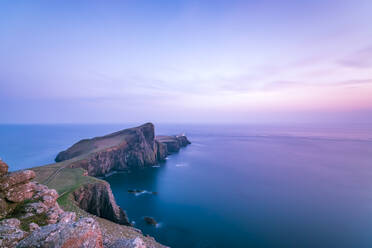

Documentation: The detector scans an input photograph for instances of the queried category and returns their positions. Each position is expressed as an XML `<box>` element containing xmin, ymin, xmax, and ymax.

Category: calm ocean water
<box><xmin>1</xmin><ymin>123</ymin><xmax>372</xmax><ymax>247</ymax></box>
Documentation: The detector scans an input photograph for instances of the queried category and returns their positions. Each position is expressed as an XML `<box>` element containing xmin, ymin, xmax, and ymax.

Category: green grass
<box><xmin>7</xmin><ymin>199</ymin><xmax>48</xmax><ymax>231</ymax></box>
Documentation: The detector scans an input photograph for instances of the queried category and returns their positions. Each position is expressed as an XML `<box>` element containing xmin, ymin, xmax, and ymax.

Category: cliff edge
<box><xmin>25</xmin><ymin>123</ymin><xmax>189</xmax><ymax>247</ymax></box>
<box><xmin>55</xmin><ymin>123</ymin><xmax>191</xmax><ymax>177</ymax></box>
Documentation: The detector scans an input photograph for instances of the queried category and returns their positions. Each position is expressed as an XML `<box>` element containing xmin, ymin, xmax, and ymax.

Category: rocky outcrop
<box><xmin>0</xmin><ymin>160</ymin><xmax>103</xmax><ymax>248</ymax></box>
<box><xmin>109</xmin><ymin>237</ymin><xmax>146</xmax><ymax>248</ymax></box>
<box><xmin>17</xmin><ymin>217</ymin><xmax>103</xmax><ymax>248</ymax></box>
<box><xmin>55</xmin><ymin>123</ymin><xmax>190</xmax><ymax>177</ymax></box>
<box><xmin>73</xmin><ymin>181</ymin><xmax>130</xmax><ymax>225</ymax></box>
<box><xmin>0</xmin><ymin>218</ymin><xmax>27</xmax><ymax>247</ymax></box>
<box><xmin>155</xmin><ymin>135</ymin><xmax>191</xmax><ymax>154</ymax></box>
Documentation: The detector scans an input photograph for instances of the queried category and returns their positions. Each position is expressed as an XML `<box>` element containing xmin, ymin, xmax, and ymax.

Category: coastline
<box><xmin>29</xmin><ymin>123</ymin><xmax>190</xmax><ymax>247</ymax></box>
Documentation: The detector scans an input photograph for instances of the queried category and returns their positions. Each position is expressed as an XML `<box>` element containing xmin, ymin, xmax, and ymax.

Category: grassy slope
<box><xmin>31</xmin><ymin>162</ymin><xmax>166</xmax><ymax>248</ymax></box>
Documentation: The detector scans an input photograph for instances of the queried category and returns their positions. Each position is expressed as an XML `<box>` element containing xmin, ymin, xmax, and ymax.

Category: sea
<box><xmin>1</xmin><ymin>123</ymin><xmax>372</xmax><ymax>248</ymax></box>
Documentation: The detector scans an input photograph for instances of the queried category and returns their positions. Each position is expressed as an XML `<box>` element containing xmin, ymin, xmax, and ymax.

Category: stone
<box><xmin>58</xmin><ymin>211</ymin><xmax>76</xmax><ymax>224</ymax></box>
<box><xmin>17</xmin><ymin>217</ymin><xmax>103</xmax><ymax>248</ymax></box>
<box><xmin>24</xmin><ymin>202</ymin><xmax>48</xmax><ymax>215</ymax></box>
<box><xmin>0</xmin><ymin>197</ymin><xmax>9</xmax><ymax>219</ymax></box>
<box><xmin>0</xmin><ymin>218</ymin><xmax>27</xmax><ymax>247</ymax></box>
<box><xmin>29</xmin><ymin>222</ymin><xmax>40</xmax><ymax>232</ymax></box>
<box><xmin>5</xmin><ymin>182</ymin><xmax>35</xmax><ymax>203</ymax></box>
<box><xmin>0</xmin><ymin>170</ymin><xmax>36</xmax><ymax>191</ymax></box>
<box><xmin>46</xmin><ymin>204</ymin><xmax>63</xmax><ymax>224</ymax></box>
<box><xmin>0</xmin><ymin>160</ymin><xmax>8</xmax><ymax>177</ymax></box>
<box><xmin>143</xmin><ymin>217</ymin><xmax>157</xmax><ymax>226</ymax></box>
<box><xmin>109</xmin><ymin>237</ymin><xmax>147</xmax><ymax>248</ymax></box>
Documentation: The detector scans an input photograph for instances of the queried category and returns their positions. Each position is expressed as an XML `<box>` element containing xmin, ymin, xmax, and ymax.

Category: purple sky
<box><xmin>1</xmin><ymin>0</ymin><xmax>372</xmax><ymax>123</ymax></box>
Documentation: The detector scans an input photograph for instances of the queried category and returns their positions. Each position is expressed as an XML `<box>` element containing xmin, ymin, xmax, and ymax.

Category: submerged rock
<box><xmin>143</xmin><ymin>217</ymin><xmax>157</xmax><ymax>226</ymax></box>
<box><xmin>128</xmin><ymin>189</ymin><xmax>145</xmax><ymax>194</ymax></box>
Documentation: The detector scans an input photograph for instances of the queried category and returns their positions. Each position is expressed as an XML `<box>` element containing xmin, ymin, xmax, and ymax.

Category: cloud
<box><xmin>339</xmin><ymin>46</ymin><xmax>372</xmax><ymax>68</ymax></box>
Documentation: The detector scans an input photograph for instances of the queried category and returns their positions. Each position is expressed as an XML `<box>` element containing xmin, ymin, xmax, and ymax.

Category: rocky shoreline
<box><xmin>0</xmin><ymin>123</ymin><xmax>190</xmax><ymax>247</ymax></box>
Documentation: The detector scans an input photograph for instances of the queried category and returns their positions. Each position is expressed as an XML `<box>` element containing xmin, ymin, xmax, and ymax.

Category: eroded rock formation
<box><xmin>0</xmin><ymin>160</ymin><xmax>103</xmax><ymax>248</ymax></box>
<box><xmin>73</xmin><ymin>181</ymin><xmax>130</xmax><ymax>225</ymax></box>
<box><xmin>55</xmin><ymin>123</ymin><xmax>191</xmax><ymax>177</ymax></box>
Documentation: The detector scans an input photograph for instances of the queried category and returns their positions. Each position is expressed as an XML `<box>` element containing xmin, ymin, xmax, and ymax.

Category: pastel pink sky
<box><xmin>1</xmin><ymin>0</ymin><xmax>372</xmax><ymax>123</ymax></box>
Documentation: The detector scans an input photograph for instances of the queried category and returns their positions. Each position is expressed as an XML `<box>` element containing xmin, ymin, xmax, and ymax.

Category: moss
<box><xmin>20</xmin><ymin>213</ymin><xmax>48</xmax><ymax>231</ymax></box>
<box><xmin>4</xmin><ymin>199</ymin><xmax>48</xmax><ymax>231</ymax></box>
<box><xmin>8</xmin><ymin>199</ymin><xmax>35</xmax><ymax>218</ymax></box>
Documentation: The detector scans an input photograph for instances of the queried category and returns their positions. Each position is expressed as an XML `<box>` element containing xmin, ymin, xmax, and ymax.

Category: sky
<box><xmin>1</xmin><ymin>0</ymin><xmax>372</xmax><ymax>124</ymax></box>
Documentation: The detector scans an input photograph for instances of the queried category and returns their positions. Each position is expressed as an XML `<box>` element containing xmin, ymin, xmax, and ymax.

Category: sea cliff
<box><xmin>0</xmin><ymin>123</ymin><xmax>190</xmax><ymax>247</ymax></box>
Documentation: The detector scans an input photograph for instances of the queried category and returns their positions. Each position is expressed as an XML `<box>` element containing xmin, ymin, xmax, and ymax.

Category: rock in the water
<box><xmin>0</xmin><ymin>218</ymin><xmax>27</xmax><ymax>248</ymax></box>
<box><xmin>0</xmin><ymin>160</ymin><xmax>8</xmax><ymax>177</ymax></box>
<box><xmin>109</xmin><ymin>237</ymin><xmax>146</xmax><ymax>248</ymax></box>
<box><xmin>17</xmin><ymin>217</ymin><xmax>103</xmax><ymax>248</ymax></box>
<box><xmin>128</xmin><ymin>189</ymin><xmax>145</xmax><ymax>194</ymax></box>
<box><xmin>143</xmin><ymin>217</ymin><xmax>157</xmax><ymax>226</ymax></box>
<box><xmin>155</xmin><ymin>135</ymin><xmax>191</xmax><ymax>154</ymax></box>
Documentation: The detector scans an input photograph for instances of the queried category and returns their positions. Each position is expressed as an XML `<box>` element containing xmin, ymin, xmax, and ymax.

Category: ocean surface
<box><xmin>1</xmin><ymin>123</ymin><xmax>372</xmax><ymax>248</ymax></box>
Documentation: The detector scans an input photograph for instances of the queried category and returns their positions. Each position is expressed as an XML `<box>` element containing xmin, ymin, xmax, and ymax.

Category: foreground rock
<box><xmin>55</xmin><ymin>123</ymin><xmax>190</xmax><ymax>177</ymax></box>
<box><xmin>0</xmin><ymin>218</ymin><xmax>27</xmax><ymax>247</ymax></box>
<box><xmin>17</xmin><ymin>217</ymin><xmax>103</xmax><ymax>248</ymax></box>
<box><xmin>0</xmin><ymin>160</ymin><xmax>103</xmax><ymax>248</ymax></box>
<box><xmin>73</xmin><ymin>181</ymin><xmax>130</xmax><ymax>225</ymax></box>
<box><xmin>109</xmin><ymin>237</ymin><xmax>146</xmax><ymax>248</ymax></box>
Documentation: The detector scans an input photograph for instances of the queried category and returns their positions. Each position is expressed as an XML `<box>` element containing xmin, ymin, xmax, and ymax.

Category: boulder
<box><xmin>0</xmin><ymin>218</ymin><xmax>27</xmax><ymax>248</ymax></box>
<box><xmin>143</xmin><ymin>217</ymin><xmax>157</xmax><ymax>226</ymax></box>
<box><xmin>46</xmin><ymin>204</ymin><xmax>64</xmax><ymax>224</ymax></box>
<box><xmin>24</xmin><ymin>202</ymin><xmax>48</xmax><ymax>215</ymax></box>
<box><xmin>17</xmin><ymin>217</ymin><xmax>103</xmax><ymax>248</ymax></box>
<box><xmin>0</xmin><ymin>197</ymin><xmax>9</xmax><ymax>219</ymax></box>
<box><xmin>5</xmin><ymin>182</ymin><xmax>35</xmax><ymax>203</ymax></box>
<box><xmin>29</xmin><ymin>223</ymin><xmax>40</xmax><ymax>232</ymax></box>
<box><xmin>0</xmin><ymin>160</ymin><xmax>8</xmax><ymax>177</ymax></box>
<box><xmin>58</xmin><ymin>211</ymin><xmax>76</xmax><ymax>224</ymax></box>
<box><xmin>0</xmin><ymin>170</ymin><xmax>35</xmax><ymax>191</ymax></box>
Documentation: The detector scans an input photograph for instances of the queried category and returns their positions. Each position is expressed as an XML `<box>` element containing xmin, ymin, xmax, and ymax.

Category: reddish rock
<box><xmin>0</xmin><ymin>218</ymin><xmax>28</xmax><ymax>247</ymax></box>
<box><xmin>0</xmin><ymin>160</ymin><xmax>8</xmax><ymax>177</ymax></box>
<box><xmin>0</xmin><ymin>170</ymin><xmax>36</xmax><ymax>191</ymax></box>
<box><xmin>55</xmin><ymin>123</ymin><xmax>190</xmax><ymax>177</ymax></box>
<box><xmin>29</xmin><ymin>222</ymin><xmax>40</xmax><ymax>232</ymax></box>
<box><xmin>73</xmin><ymin>182</ymin><xmax>130</xmax><ymax>225</ymax></box>
<box><xmin>109</xmin><ymin>237</ymin><xmax>147</xmax><ymax>248</ymax></box>
<box><xmin>5</xmin><ymin>181</ymin><xmax>35</xmax><ymax>203</ymax></box>
<box><xmin>0</xmin><ymin>197</ymin><xmax>9</xmax><ymax>219</ymax></box>
<box><xmin>17</xmin><ymin>217</ymin><xmax>103</xmax><ymax>248</ymax></box>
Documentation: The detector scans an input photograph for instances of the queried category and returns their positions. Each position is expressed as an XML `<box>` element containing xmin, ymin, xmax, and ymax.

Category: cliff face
<box><xmin>156</xmin><ymin>135</ymin><xmax>191</xmax><ymax>154</ymax></box>
<box><xmin>73</xmin><ymin>181</ymin><xmax>130</xmax><ymax>225</ymax></box>
<box><xmin>55</xmin><ymin>123</ymin><xmax>190</xmax><ymax>177</ymax></box>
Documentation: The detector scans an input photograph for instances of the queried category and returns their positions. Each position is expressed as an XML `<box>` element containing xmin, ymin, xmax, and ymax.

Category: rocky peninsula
<box><xmin>0</xmin><ymin>123</ymin><xmax>190</xmax><ymax>247</ymax></box>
